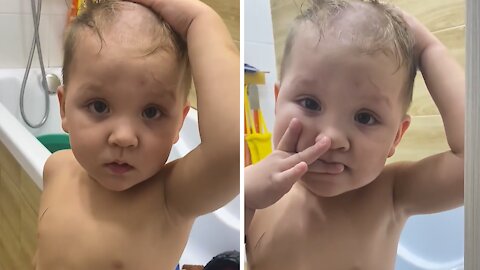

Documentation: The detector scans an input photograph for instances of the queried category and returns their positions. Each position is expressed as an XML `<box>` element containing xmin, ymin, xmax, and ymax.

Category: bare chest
<box><xmin>36</xmin><ymin>178</ymin><xmax>192</xmax><ymax>270</ymax></box>
<box><xmin>247</xmin><ymin>191</ymin><xmax>404</xmax><ymax>270</ymax></box>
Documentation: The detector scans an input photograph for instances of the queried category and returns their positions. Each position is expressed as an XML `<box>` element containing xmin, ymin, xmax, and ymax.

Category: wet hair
<box><xmin>62</xmin><ymin>0</ymin><xmax>191</xmax><ymax>100</ymax></box>
<box><xmin>280</xmin><ymin>0</ymin><xmax>417</xmax><ymax>112</ymax></box>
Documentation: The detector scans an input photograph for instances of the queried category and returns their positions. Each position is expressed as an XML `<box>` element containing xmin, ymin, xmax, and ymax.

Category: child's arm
<box><xmin>129</xmin><ymin>0</ymin><xmax>239</xmax><ymax>217</ymax></box>
<box><xmin>245</xmin><ymin>119</ymin><xmax>331</xmax><ymax>230</ymax></box>
<box><xmin>392</xmin><ymin>12</ymin><xmax>464</xmax><ymax>216</ymax></box>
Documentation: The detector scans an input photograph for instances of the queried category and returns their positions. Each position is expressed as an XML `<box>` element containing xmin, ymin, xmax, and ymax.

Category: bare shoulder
<box><xmin>43</xmin><ymin>150</ymin><xmax>76</xmax><ymax>189</ymax></box>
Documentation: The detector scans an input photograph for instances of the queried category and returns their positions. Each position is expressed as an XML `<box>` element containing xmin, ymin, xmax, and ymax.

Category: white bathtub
<box><xmin>396</xmin><ymin>207</ymin><xmax>464</xmax><ymax>270</ymax></box>
<box><xmin>0</xmin><ymin>68</ymin><xmax>240</xmax><ymax>266</ymax></box>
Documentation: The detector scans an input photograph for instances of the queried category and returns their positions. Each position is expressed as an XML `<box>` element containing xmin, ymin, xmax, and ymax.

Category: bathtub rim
<box><xmin>0</xmin><ymin>101</ymin><xmax>49</xmax><ymax>188</ymax></box>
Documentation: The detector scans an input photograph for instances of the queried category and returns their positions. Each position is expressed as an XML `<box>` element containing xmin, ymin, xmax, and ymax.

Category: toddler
<box><xmin>245</xmin><ymin>0</ymin><xmax>464</xmax><ymax>269</ymax></box>
<box><xmin>35</xmin><ymin>0</ymin><xmax>239</xmax><ymax>269</ymax></box>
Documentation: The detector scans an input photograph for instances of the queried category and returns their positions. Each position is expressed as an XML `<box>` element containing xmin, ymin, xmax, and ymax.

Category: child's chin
<box><xmin>300</xmin><ymin>174</ymin><xmax>350</xmax><ymax>197</ymax></box>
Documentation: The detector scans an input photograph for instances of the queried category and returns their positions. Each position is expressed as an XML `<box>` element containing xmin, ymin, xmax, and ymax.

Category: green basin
<box><xmin>37</xmin><ymin>134</ymin><xmax>71</xmax><ymax>153</ymax></box>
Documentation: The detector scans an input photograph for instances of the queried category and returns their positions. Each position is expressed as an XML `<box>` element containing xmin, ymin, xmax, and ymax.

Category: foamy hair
<box><xmin>62</xmin><ymin>0</ymin><xmax>191</xmax><ymax>100</ymax></box>
<box><xmin>280</xmin><ymin>0</ymin><xmax>417</xmax><ymax>112</ymax></box>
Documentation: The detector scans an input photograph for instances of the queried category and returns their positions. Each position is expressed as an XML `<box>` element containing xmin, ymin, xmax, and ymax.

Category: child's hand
<box><xmin>127</xmin><ymin>0</ymin><xmax>211</xmax><ymax>39</ymax></box>
<box><xmin>245</xmin><ymin>118</ymin><xmax>331</xmax><ymax>211</ymax></box>
<box><xmin>399</xmin><ymin>9</ymin><xmax>436</xmax><ymax>61</ymax></box>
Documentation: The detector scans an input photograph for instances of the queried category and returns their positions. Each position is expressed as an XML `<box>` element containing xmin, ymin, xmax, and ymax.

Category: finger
<box><xmin>276</xmin><ymin>118</ymin><xmax>302</xmax><ymax>153</ymax></box>
<box><xmin>284</xmin><ymin>136</ymin><xmax>331</xmax><ymax>168</ymax></box>
<box><xmin>274</xmin><ymin>161</ymin><xmax>308</xmax><ymax>193</ymax></box>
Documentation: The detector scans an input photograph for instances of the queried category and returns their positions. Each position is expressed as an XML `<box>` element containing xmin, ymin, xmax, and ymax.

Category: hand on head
<box><xmin>398</xmin><ymin>9</ymin><xmax>436</xmax><ymax>60</ymax></box>
<box><xmin>245</xmin><ymin>118</ymin><xmax>331</xmax><ymax>211</ymax></box>
<box><xmin>126</xmin><ymin>0</ymin><xmax>211</xmax><ymax>39</ymax></box>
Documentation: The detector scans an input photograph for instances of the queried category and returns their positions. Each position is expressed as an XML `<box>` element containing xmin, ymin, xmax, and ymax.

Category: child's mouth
<box><xmin>309</xmin><ymin>160</ymin><xmax>345</xmax><ymax>175</ymax></box>
<box><xmin>105</xmin><ymin>162</ymin><xmax>134</xmax><ymax>175</ymax></box>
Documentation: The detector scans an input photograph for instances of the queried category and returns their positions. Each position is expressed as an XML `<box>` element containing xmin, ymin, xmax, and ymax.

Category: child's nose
<box><xmin>318</xmin><ymin>125</ymin><xmax>350</xmax><ymax>152</ymax></box>
<box><xmin>108</xmin><ymin>124</ymin><xmax>139</xmax><ymax>148</ymax></box>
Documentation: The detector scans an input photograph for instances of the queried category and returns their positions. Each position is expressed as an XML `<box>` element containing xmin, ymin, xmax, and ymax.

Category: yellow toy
<box><xmin>244</xmin><ymin>85</ymin><xmax>272</xmax><ymax>164</ymax></box>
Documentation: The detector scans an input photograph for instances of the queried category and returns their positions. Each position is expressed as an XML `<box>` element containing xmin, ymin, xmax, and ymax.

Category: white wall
<box><xmin>244</xmin><ymin>0</ymin><xmax>277</xmax><ymax>133</ymax></box>
<box><xmin>0</xmin><ymin>0</ymin><xmax>67</xmax><ymax>69</ymax></box>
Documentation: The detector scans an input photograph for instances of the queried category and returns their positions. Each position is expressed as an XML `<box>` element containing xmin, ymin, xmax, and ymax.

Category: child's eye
<box><xmin>355</xmin><ymin>112</ymin><xmax>377</xmax><ymax>125</ymax></box>
<box><xmin>88</xmin><ymin>100</ymin><xmax>109</xmax><ymax>115</ymax></box>
<box><xmin>299</xmin><ymin>98</ymin><xmax>321</xmax><ymax>111</ymax></box>
<box><xmin>142</xmin><ymin>106</ymin><xmax>162</xmax><ymax>119</ymax></box>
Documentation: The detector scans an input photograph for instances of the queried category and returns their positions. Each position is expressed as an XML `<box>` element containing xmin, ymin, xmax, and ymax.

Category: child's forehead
<box><xmin>293</xmin><ymin>23</ymin><xmax>396</xmax><ymax>63</ymax></box>
<box><xmin>81</xmin><ymin>1</ymin><xmax>173</xmax><ymax>57</ymax></box>
<box><xmin>284</xmin><ymin>29</ymin><xmax>406</xmax><ymax>96</ymax></box>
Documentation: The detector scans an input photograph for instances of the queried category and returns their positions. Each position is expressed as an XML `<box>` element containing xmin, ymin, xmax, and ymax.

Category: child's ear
<box><xmin>57</xmin><ymin>85</ymin><xmax>69</xmax><ymax>133</ymax></box>
<box><xmin>173</xmin><ymin>104</ymin><xmax>190</xmax><ymax>144</ymax></box>
<box><xmin>388</xmin><ymin>115</ymin><xmax>411</xmax><ymax>157</ymax></box>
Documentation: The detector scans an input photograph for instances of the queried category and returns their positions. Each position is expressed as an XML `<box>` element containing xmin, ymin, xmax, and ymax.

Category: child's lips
<box><xmin>308</xmin><ymin>159</ymin><xmax>345</xmax><ymax>175</ymax></box>
<box><xmin>105</xmin><ymin>162</ymin><xmax>134</xmax><ymax>175</ymax></box>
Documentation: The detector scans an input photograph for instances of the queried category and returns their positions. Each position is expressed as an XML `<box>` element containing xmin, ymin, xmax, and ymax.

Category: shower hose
<box><xmin>20</xmin><ymin>0</ymin><xmax>50</xmax><ymax>128</ymax></box>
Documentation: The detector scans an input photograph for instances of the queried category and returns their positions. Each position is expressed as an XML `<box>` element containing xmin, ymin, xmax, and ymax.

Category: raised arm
<box><xmin>393</xmin><ymin>12</ymin><xmax>465</xmax><ymax>216</ymax></box>
<box><xmin>129</xmin><ymin>0</ymin><xmax>239</xmax><ymax>217</ymax></box>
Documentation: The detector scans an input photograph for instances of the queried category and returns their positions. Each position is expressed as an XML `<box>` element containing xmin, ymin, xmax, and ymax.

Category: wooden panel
<box><xmin>0</xmin><ymin>142</ymin><xmax>21</xmax><ymax>188</ymax></box>
<box><xmin>0</xmin><ymin>147</ymin><xmax>40</xmax><ymax>270</ymax></box>
<box><xmin>0</xmin><ymin>169</ymin><xmax>21</xmax><ymax>242</ymax></box>
<box><xmin>20</xmin><ymin>170</ymin><xmax>41</xmax><ymax>214</ymax></box>
<box><xmin>0</xmin><ymin>169</ymin><xmax>23</xmax><ymax>270</ymax></box>
<box><xmin>20</xmin><ymin>197</ymin><xmax>37</xmax><ymax>269</ymax></box>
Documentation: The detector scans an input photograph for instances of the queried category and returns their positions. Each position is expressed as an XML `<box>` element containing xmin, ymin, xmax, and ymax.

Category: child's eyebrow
<box><xmin>75</xmin><ymin>82</ymin><xmax>177</xmax><ymax>102</ymax></box>
<box><xmin>76</xmin><ymin>83</ymin><xmax>102</xmax><ymax>95</ymax></box>
<box><xmin>363</xmin><ymin>94</ymin><xmax>392</xmax><ymax>107</ymax></box>
<box><xmin>148</xmin><ymin>74</ymin><xmax>179</xmax><ymax>102</ymax></box>
<box><xmin>147</xmin><ymin>87</ymin><xmax>177</xmax><ymax>103</ymax></box>
<box><xmin>364</xmin><ymin>78</ymin><xmax>394</xmax><ymax>107</ymax></box>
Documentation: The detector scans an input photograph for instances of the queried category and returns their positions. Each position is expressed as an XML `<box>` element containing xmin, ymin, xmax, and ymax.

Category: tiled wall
<box><xmin>244</xmin><ymin>0</ymin><xmax>277</xmax><ymax>132</ymax></box>
<box><xmin>0</xmin><ymin>0</ymin><xmax>68</xmax><ymax>69</ymax></box>
<box><xmin>0</xmin><ymin>0</ymin><xmax>239</xmax><ymax>69</ymax></box>
<box><xmin>0</xmin><ymin>0</ymin><xmax>239</xmax><ymax>108</ymax></box>
<box><xmin>0</xmin><ymin>142</ymin><xmax>41</xmax><ymax>270</ymax></box>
